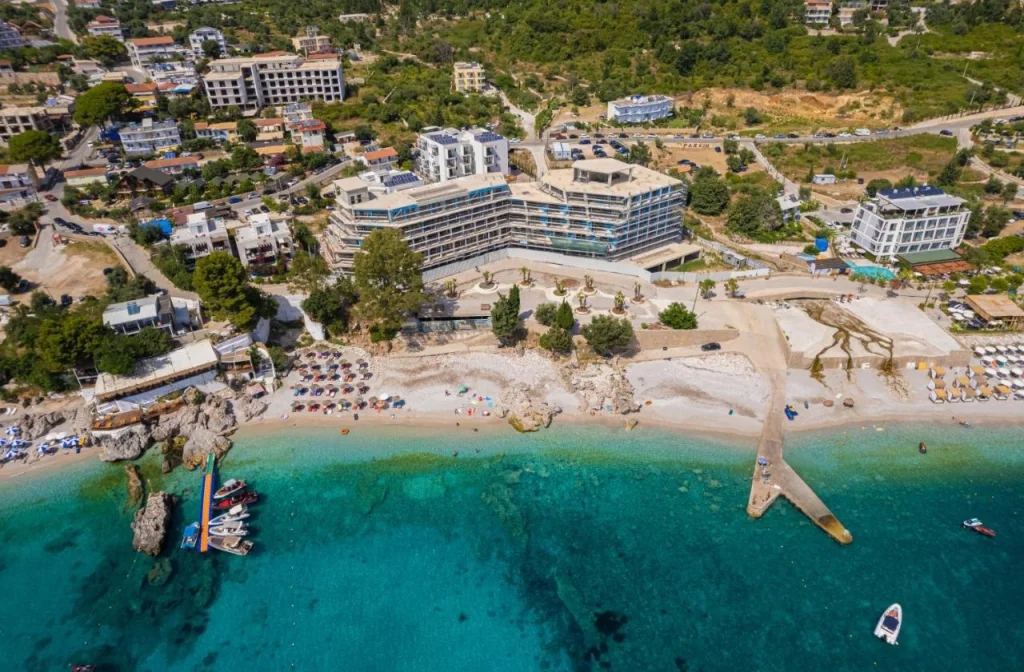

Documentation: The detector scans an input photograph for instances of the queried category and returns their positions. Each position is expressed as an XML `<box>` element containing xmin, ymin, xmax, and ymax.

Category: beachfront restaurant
<box><xmin>92</xmin><ymin>339</ymin><xmax>220</xmax><ymax>406</ymax></box>
<box><xmin>410</xmin><ymin>300</ymin><xmax>492</xmax><ymax>333</ymax></box>
<box><xmin>964</xmin><ymin>295</ymin><xmax>1024</xmax><ymax>331</ymax></box>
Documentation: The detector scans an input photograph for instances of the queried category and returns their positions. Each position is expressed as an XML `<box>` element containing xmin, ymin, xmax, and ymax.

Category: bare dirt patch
<box><xmin>14</xmin><ymin>236</ymin><xmax>124</xmax><ymax>299</ymax></box>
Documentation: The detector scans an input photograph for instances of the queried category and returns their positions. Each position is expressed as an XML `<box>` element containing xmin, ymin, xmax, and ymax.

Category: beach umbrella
<box><xmin>984</xmin><ymin>367</ymin><xmax>997</xmax><ymax>377</ymax></box>
<box><xmin>973</xmin><ymin>347</ymin><xmax>986</xmax><ymax>357</ymax></box>
<box><xmin>757</xmin><ymin>457</ymin><xmax>768</xmax><ymax>466</ymax></box>
<box><xmin>996</xmin><ymin>345</ymin><xmax>1009</xmax><ymax>354</ymax></box>
<box><xmin>379</xmin><ymin>393</ymin><xmax>391</xmax><ymax>401</ymax></box>
<box><xmin>996</xmin><ymin>355</ymin><xmax>1008</xmax><ymax>365</ymax></box>
<box><xmin>985</xmin><ymin>346</ymin><xmax>997</xmax><ymax>355</ymax></box>
<box><xmin>458</xmin><ymin>384</ymin><xmax>469</xmax><ymax>393</ymax></box>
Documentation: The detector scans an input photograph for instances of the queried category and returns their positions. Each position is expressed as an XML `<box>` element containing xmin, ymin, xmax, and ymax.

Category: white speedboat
<box><xmin>208</xmin><ymin>535</ymin><xmax>253</xmax><ymax>556</ymax></box>
<box><xmin>874</xmin><ymin>603</ymin><xmax>902</xmax><ymax>645</ymax></box>
<box><xmin>214</xmin><ymin>478</ymin><xmax>247</xmax><ymax>500</ymax></box>
<box><xmin>208</xmin><ymin>504</ymin><xmax>250</xmax><ymax>527</ymax></box>
<box><xmin>209</xmin><ymin>522</ymin><xmax>249</xmax><ymax>538</ymax></box>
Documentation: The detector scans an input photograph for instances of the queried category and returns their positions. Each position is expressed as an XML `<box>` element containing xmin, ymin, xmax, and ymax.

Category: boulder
<box><xmin>625</xmin><ymin>418</ymin><xmax>639</xmax><ymax>431</ymax></box>
<box><xmin>131</xmin><ymin>492</ymin><xmax>172</xmax><ymax>556</ymax></box>
<box><xmin>181</xmin><ymin>428</ymin><xmax>231</xmax><ymax>470</ymax></box>
<box><xmin>98</xmin><ymin>425</ymin><xmax>151</xmax><ymax>462</ymax></box>
<box><xmin>19</xmin><ymin>406</ymin><xmax>91</xmax><ymax>440</ymax></box>
<box><xmin>499</xmin><ymin>383</ymin><xmax>560</xmax><ymax>433</ymax></box>
<box><xmin>232</xmin><ymin>395</ymin><xmax>268</xmax><ymax>422</ymax></box>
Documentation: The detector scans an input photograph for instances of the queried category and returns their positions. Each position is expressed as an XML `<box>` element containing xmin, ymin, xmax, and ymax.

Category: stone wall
<box><xmin>633</xmin><ymin>328</ymin><xmax>740</xmax><ymax>351</ymax></box>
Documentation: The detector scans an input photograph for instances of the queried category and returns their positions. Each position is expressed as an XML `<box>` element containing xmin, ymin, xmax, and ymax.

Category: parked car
<box><xmin>44</xmin><ymin>194</ymin><xmax>58</xmax><ymax>202</ymax></box>
<box><xmin>19</xmin><ymin>235</ymin><xmax>31</xmax><ymax>247</ymax></box>
<box><xmin>54</xmin><ymin>217</ymin><xmax>68</xmax><ymax>227</ymax></box>
<box><xmin>940</xmin><ymin>129</ymin><xmax>953</xmax><ymax>136</ymax></box>
<box><xmin>701</xmin><ymin>342</ymin><xmax>722</xmax><ymax>352</ymax></box>
<box><xmin>228</xmin><ymin>196</ymin><xmax>243</xmax><ymax>204</ymax></box>
<box><xmin>618</xmin><ymin>133</ymin><xmax>628</xmax><ymax>139</ymax></box>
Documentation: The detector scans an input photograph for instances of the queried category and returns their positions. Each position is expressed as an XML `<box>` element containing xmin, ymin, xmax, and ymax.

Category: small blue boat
<box><xmin>181</xmin><ymin>522</ymin><xmax>200</xmax><ymax>550</ymax></box>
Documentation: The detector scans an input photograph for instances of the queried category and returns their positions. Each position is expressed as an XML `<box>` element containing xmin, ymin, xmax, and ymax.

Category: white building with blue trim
<box><xmin>607</xmin><ymin>95</ymin><xmax>673</xmax><ymax>124</ymax></box>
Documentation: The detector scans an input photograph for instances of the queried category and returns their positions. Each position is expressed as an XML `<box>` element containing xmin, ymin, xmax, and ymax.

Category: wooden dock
<box><xmin>747</xmin><ymin>394</ymin><xmax>853</xmax><ymax>544</ymax></box>
<box><xmin>198</xmin><ymin>455</ymin><xmax>215</xmax><ymax>553</ymax></box>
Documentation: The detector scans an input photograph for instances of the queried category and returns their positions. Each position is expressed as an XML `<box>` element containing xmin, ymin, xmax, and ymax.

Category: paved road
<box><xmin>50</xmin><ymin>0</ymin><xmax>78</xmax><ymax>44</ymax></box>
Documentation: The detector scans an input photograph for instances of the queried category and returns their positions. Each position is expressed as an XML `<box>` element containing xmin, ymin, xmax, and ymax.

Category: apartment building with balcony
<box><xmin>851</xmin><ymin>186</ymin><xmax>970</xmax><ymax>262</ymax></box>
<box><xmin>606</xmin><ymin>94</ymin><xmax>673</xmax><ymax>124</ymax></box>
<box><xmin>0</xmin><ymin>106</ymin><xmax>56</xmax><ymax>145</ymax></box>
<box><xmin>414</xmin><ymin>128</ymin><xmax>509</xmax><ymax>184</ymax></box>
<box><xmin>452</xmin><ymin>62</ymin><xmax>485</xmax><ymax>94</ymax></box>
<box><xmin>0</xmin><ymin>21</ymin><xmax>26</xmax><ymax>50</ymax></box>
<box><xmin>86</xmin><ymin>15</ymin><xmax>123</xmax><ymax>41</ymax></box>
<box><xmin>189</xmin><ymin>27</ymin><xmax>227</xmax><ymax>59</ymax></box>
<box><xmin>0</xmin><ymin>163</ymin><xmax>38</xmax><ymax>205</ymax></box>
<box><xmin>291</xmin><ymin>26</ymin><xmax>332</xmax><ymax>55</ymax></box>
<box><xmin>127</xmin><ymin>36</ymin><xmax>183</xmax><ymax>68</ymax></box>
<box><xmin>360</xmin><ymin>147</ymin><xmax>399</xmax><ymax>172</ymax></box>
<box><xmin>805</xmin><ymin>0</ymin><xmax>833</xmax><ymax>24</ymax></box>
<box><xmin>202</xmin><ymin>53</ymin><xmax>344</xmax><ymax>111</ymax></box>
<box><xmin>170</xmin><ymin>212</ymin><xmax>231</xmax><ymax>262</ymax></box>
<box><xmin>119</xmin><ymin>118</ymin><xmax>181</xmax><ymax>155</ymax></box>
<box><xmin>291</xmin><ymin>118</ymin><xmax>326</xmax><ymax>148</ymax></box>
<box><xmin>234</xmin><ymin>212</ymin><xmax>294</xmax><ymax>270</ymax></box>
<box><xmin>322</xmin><ymin>158</ymin><xmax>685</xmax><ymax>273</ymax></box>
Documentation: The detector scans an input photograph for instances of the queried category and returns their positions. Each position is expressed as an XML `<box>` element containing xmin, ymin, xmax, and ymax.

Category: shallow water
<box><xmin>1</xmin><ymin>423</ymin><xmax>1022</xmax><ymax>671</ymax></box>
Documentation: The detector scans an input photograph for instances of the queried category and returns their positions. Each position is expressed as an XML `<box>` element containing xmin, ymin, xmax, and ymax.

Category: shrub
<box><xmin>539</xmin><ymin>326</ymin><xmax>573</xmax><ymax>353</ymax></box>
<box><xmin>534</xmin><ymin>302</ymin><xmax>558</xmax><ymax>327</ymax></box>
<box><xmin>581</xmin><ymin>315</ymin><xmax>634</xmax><ymax>355</ymax></box>
<box><xmin>658</xmin><ymin>302</ymin><xmax>698</xmax><ymax>330</ymax></box>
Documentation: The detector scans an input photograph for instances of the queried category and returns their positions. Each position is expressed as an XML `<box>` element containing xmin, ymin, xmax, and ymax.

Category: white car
<box><xmin>755</xmin><ymin>134</ymin><xmax>766</xmax><ymax>140</ymax></box>
<box><xmin>839</xmin><ymin>132</ymin><xmax>852</xmax><ymax>138</ymax></box>
<box><xmin>509</xmin><ymin>138</ymin><xmax>521</xmax><ymax>144</ymax></box>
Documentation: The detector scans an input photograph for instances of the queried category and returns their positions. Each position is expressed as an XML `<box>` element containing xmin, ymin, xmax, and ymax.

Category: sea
<box><xmin>1</xmin><ymin>422</ymin><xmax>1023</xmax><ymax>672</ymax></box>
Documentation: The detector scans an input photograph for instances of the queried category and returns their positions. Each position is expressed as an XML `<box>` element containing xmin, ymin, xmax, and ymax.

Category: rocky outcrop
<box><xmin>132</xmin><ymin>492</ymin><xmax>172</xmax><ymax>556</ymax></box>
<box><xmin>181</xmin><ymin>428</ymin><xmax>231</xmax><ymax>469</ymax></box>
<box><xmin>497</xmin><ymin>383</ymin><xmax>561</xmax><ymax>433</ymax></box>
<box><xmin>97</xmin><ymin>425</ymin><xmax>150</xmax><ymax>462</ymax></box>
<box><xmin>97</xmin><ymin>390</ymin><xmax>249</xmax><ymax>466</ymax></box>
<box><xmin>18</xmin><ymin>406</ymin><xmax>91</xmax><ymax>440</ymax></box>
<box><xmin>561</xmin><ymin>359</ymin><xmax>639</xmax><ymax>415</ymax></box>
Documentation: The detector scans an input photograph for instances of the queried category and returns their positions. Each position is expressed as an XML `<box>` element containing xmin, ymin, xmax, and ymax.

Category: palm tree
<box><xmin>583</xmin><ymin>274</ymin><xmax>595</xmax><ymax>292</ymax></box>
<box><xmin>633</xmin><ymin>281</ymin><xmax>643</xmax><ymax>302</ymax></box>
<box><xmin>576</xmin><ymin>290</ymin><xmax>588</xmax><ymax>312</ymax></box>
<box><xmin>724</xmin><ymin>278</ymin><xmax>739</xmax><ymax>298</ymax></box>
<box><xmin>481</xmin><ymin>270</ymin><xmax>493</xmax><ymax>287</ymax></box>
<box><xmin>444</xmin><ymin>279</ymin><xmax>458</xmax><ymax>298</ymax></box>
<box><xmin>613</xmin><ymin>291</ymin><xmax>626</xmax><ymax>313</ymax></box>
<box><xmin>520</xmin><ymin>266</ymin><xmax>531</xmax><ymax>285</ymax></box>
<box><xmin>554</xmin><ymin>279</ymin><xmax>566</xmax><ymax>296</ymax></box>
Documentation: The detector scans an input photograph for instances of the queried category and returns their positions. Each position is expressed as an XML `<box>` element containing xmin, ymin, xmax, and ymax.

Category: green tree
<box><xmin>628</xmin><ymin>141</ymin><xmax>652</xmax><ymax>166</ymax></box>
<box><xmin>1002</xmin><ymin>181</ymin><xmax>1019</xmax><ymax>203</ymax></box>
<box><xmin>201</xmin><ymin>39</ymin><xmax>222</xmax><ymax>60</ymax></box>
<box><xmin>288</xmin><ymin>250</ymin><xmax>331</xmax><ymax>294</ymax></box>
<box><xmin>659</xmin><ymin>302</ymin><xmax>698</xmax><ymax>329</ymax></box>
<box><xmin>581</xmin><ymin>315</ymin><xmax>634</xmax><ymax>356</ymax></box>
<box><xmin>490</xmin><ymin>291</ymin><xmax>521</xmax><ymax>346</ymax></box>
<box><xmin>743</xmin><ymin>107</ymin><xmax>762</xmax><ymax>126</ymax></box>
<box><xmin>30</xmin><ymin>291</ymin><xmax>55</xmax><ymax>314</ymax></box>
<box><xmin>352</xmin><ymin>229</ymin><xmax>425</xmax><ymax>333</ymax></box>
<box><xmin>967</xmin><ymin>275</ymin><xmax>989</xmax><ymax>295</ymax></box>
<box><xmin>699</xmin><ymin>278</ymin><xmax>717</xmax><ymax>298</ymax></box>
<box><xmin>0</xmin><ymin>266</ymin><xmax>22</xmax><ymax>291</ymax></box>
<box><xmin>230</xmin><ymin>144</ymin><xmax>262</xmax><ymax>171</ymax></box>
<box><xmin>534</xmin><ymin>302</ymin><xmax>558</xmax><ymax>326</ymax></box>
<box><xmin>827</xmin><ymin>56</ymin><xmax>857</xmax><ymax>89</ymax></box>
<box><xmin>555</xmin><ymin>300</ymin><xmax>575</xmax><ymax>329</ymax></box>
<box><xmin>301</xmin><ymin>278</ymin><xmax>357</xmax><ymax>335</ymax></box>
<box><xmin>73</xmin><ymin>82</ymin><xmax>131</xmax><ymax>127</ymax></box>
<box><xmin>237</xmin><ymin>118</ymin><xmax>258</xmax><ymax>142</ymax></box>
<box><xmin>689</xmin><ymin>168</ymin><xmax>730</xmax><ymax>215</ymax></box>
<box><xmin>7</xmin><ymin>130</ymin><xmax>62</xmax><ymax>168</ymax></box>
<box><xmin>865</xmin><ymin>178</ymin><xmax>892</xmax><ymax>197</ymax></box>
<box><xmin>727</xmin><ymin>189</ymin><xmax>784</xmax><ymax>238</ymax></box>
<box><xmin>82</xmin><ymin>35</ymin><xmax>127</xmax><ymax>66</ymax></box>
<box><xmin>193</xmin><ymin>252</ymin><xmax>262</xmax><ymax>328</ymax></box>
<box><xmin>539</xmin><ymin>326</ymin><xmax>573</xmax><ymax>353</ymax></box>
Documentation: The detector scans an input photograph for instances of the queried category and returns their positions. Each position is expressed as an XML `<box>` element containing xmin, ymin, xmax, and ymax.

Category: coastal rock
<box><xmin>132</xmin><ymin>492</ymin><xmax>172</xmax><ymax>556</ymax></box>
<box><xmin>125</xmin><ymin>465</ymin><xmax>144</xmax><ymax>507</ymax></box>
<box><xmin>823</xmin><ymin>400</ymin><xmax>834</xmax><ymax>408</ymax></box>
<box><xmin>232</xmin><ymin>395</ymin><xmax>268</xmax><ymax>422</ymax></box>
<box><xmin>499</xmin><ymin>383</ymin><xmax>560</xmax><ymax>433</ymax></box>
<box><xmin>181</xmin><ymin>428</ymin><xmax>231</xmax><ymax>470</ymax></box>
<box><xmin>97</xmin><ymin>425</ymin><xmax>150</xmax><ymax>462</ymax></box>
<box><xmin>625</xmin><ymin>418</ymin><xmax>639</xmax><ymax>431</ymax></box>
<box><xmin>18</xmin><ymin>406</ymin><xmax>91</xmax><ymax>440</ymax></box>
<box><xmin>563</xmin><ymin>360</ymin><xmax>639</xmax><ymax>415</ymax></box>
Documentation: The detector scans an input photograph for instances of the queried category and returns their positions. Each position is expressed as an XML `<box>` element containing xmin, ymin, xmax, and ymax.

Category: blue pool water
<box><xmin>1</xmin><ymin>423</ymin><xmax>1022</xmax><ymax>671</ymax></box>
<box><xmin>848</xmin><ymin>264</ymin><xmax>897</xmax><ymax>281</ymax></box>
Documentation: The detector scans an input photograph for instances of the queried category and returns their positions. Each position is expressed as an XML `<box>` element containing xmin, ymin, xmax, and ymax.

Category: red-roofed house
<box><xmin>291</xmin><ymin>119</ymin><xmax>326</xmax><ymax>148</ymax></box>
<box><xmin>86</xmin><ymin>15</ymin><xmax>123</xmax><ymax>42</ymax></box>
<box><xmin>64</xmin><ymin>166</ymin><xmax>109</xmax><ymax>188</ymax></box>
<box><xmin>144</xmin><ymin>156</ymin><xmax>200</xmax><ymax>175</ymax></box>
<box><xmin>254</xmin><ymin>117</ymin><xmax>285</xmax><ymax>141</ymax></box>
<box><xmin>127</xmin><ymin>36</ymin><xmax>183</xmax><ymax>68</ymax></box>
<box><xmin>360</xmin><ymin>147</ymin><xmax>398</xmax><ymax>171</ymax></box>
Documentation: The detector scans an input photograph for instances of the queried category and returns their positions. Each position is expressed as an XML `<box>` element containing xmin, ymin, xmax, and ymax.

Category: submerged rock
<box><xmin>124</xmin><ymin>464</ymin><xmax>144</xmax><ymax>508</ymax></box>
<box><xmin>132</xmin><ymin>492</ymin><xmax>172</xmax><ymax>556</ymax></box>
<box><xmin>146</xmin><ymin>557</ymin><xmax>173</xmax><ymax>586</ymax></box>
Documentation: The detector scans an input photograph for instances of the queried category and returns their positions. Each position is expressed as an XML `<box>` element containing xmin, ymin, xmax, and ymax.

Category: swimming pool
<box><xmin>848</xmin><ymin>264</ymin><xmax>896</xmax><ymax>281</ymax></box>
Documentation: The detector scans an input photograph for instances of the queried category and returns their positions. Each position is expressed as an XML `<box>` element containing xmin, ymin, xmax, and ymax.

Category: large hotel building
<box><xmin>322</xmin><ymin>158</ymin><xmax>686</xmax><ymax>273</ymax></box>
<box><xmin>202</xmin><ymin>53</ymin><xmax>344</xmax><ymax>111</ymax></box>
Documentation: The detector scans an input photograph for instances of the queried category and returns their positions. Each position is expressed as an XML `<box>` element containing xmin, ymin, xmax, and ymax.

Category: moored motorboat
<box><xmin>963</xmin><ymin>518</ymin><xmax>995</xmax><ymax>538</ymax></box>
<box><xmin>208</xmin><ymin>504</ymin><xmax>249</xmax><ymax>526</ymax></box>
<box><xmin>208</xmin><ymin>535</ymin><xmax>254</xmax><ymax>556</ymax></box>
<box><xmin>181</xmin><ymin>522</ymin><xmax>200</xmax><ymax>549</ymax></box>
<box><xmin>214</xmin><ymin>478</ymin><xmax>247</xmax><ymax>500</ymax></box>
<box><xmin>214</xmin><ymin>491</ymin><xmax>258</xmax><ymax>510</ymax></box>
<box><xmin>874</xmin><ymin>603</ymin><xmax>902</xmax><ymax>645</ymax></box>
<box><xmin>209</xmin><ymin>522</ymin><xmax>250</xmax><ymax>537</ymax></box>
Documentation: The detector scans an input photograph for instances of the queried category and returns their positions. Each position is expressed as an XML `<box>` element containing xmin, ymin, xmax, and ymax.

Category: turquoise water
<box><xmin>2</xmin><ymin>423</ymin><xmax>1023</xmax><ymax>671</ymax></box>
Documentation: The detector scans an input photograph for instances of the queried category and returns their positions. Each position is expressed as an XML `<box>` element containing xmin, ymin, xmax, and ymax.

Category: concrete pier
<box><xmin>747</xmin><ymin>384</ymin><xmax>853</xmax><ymax>544</ymax></box>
